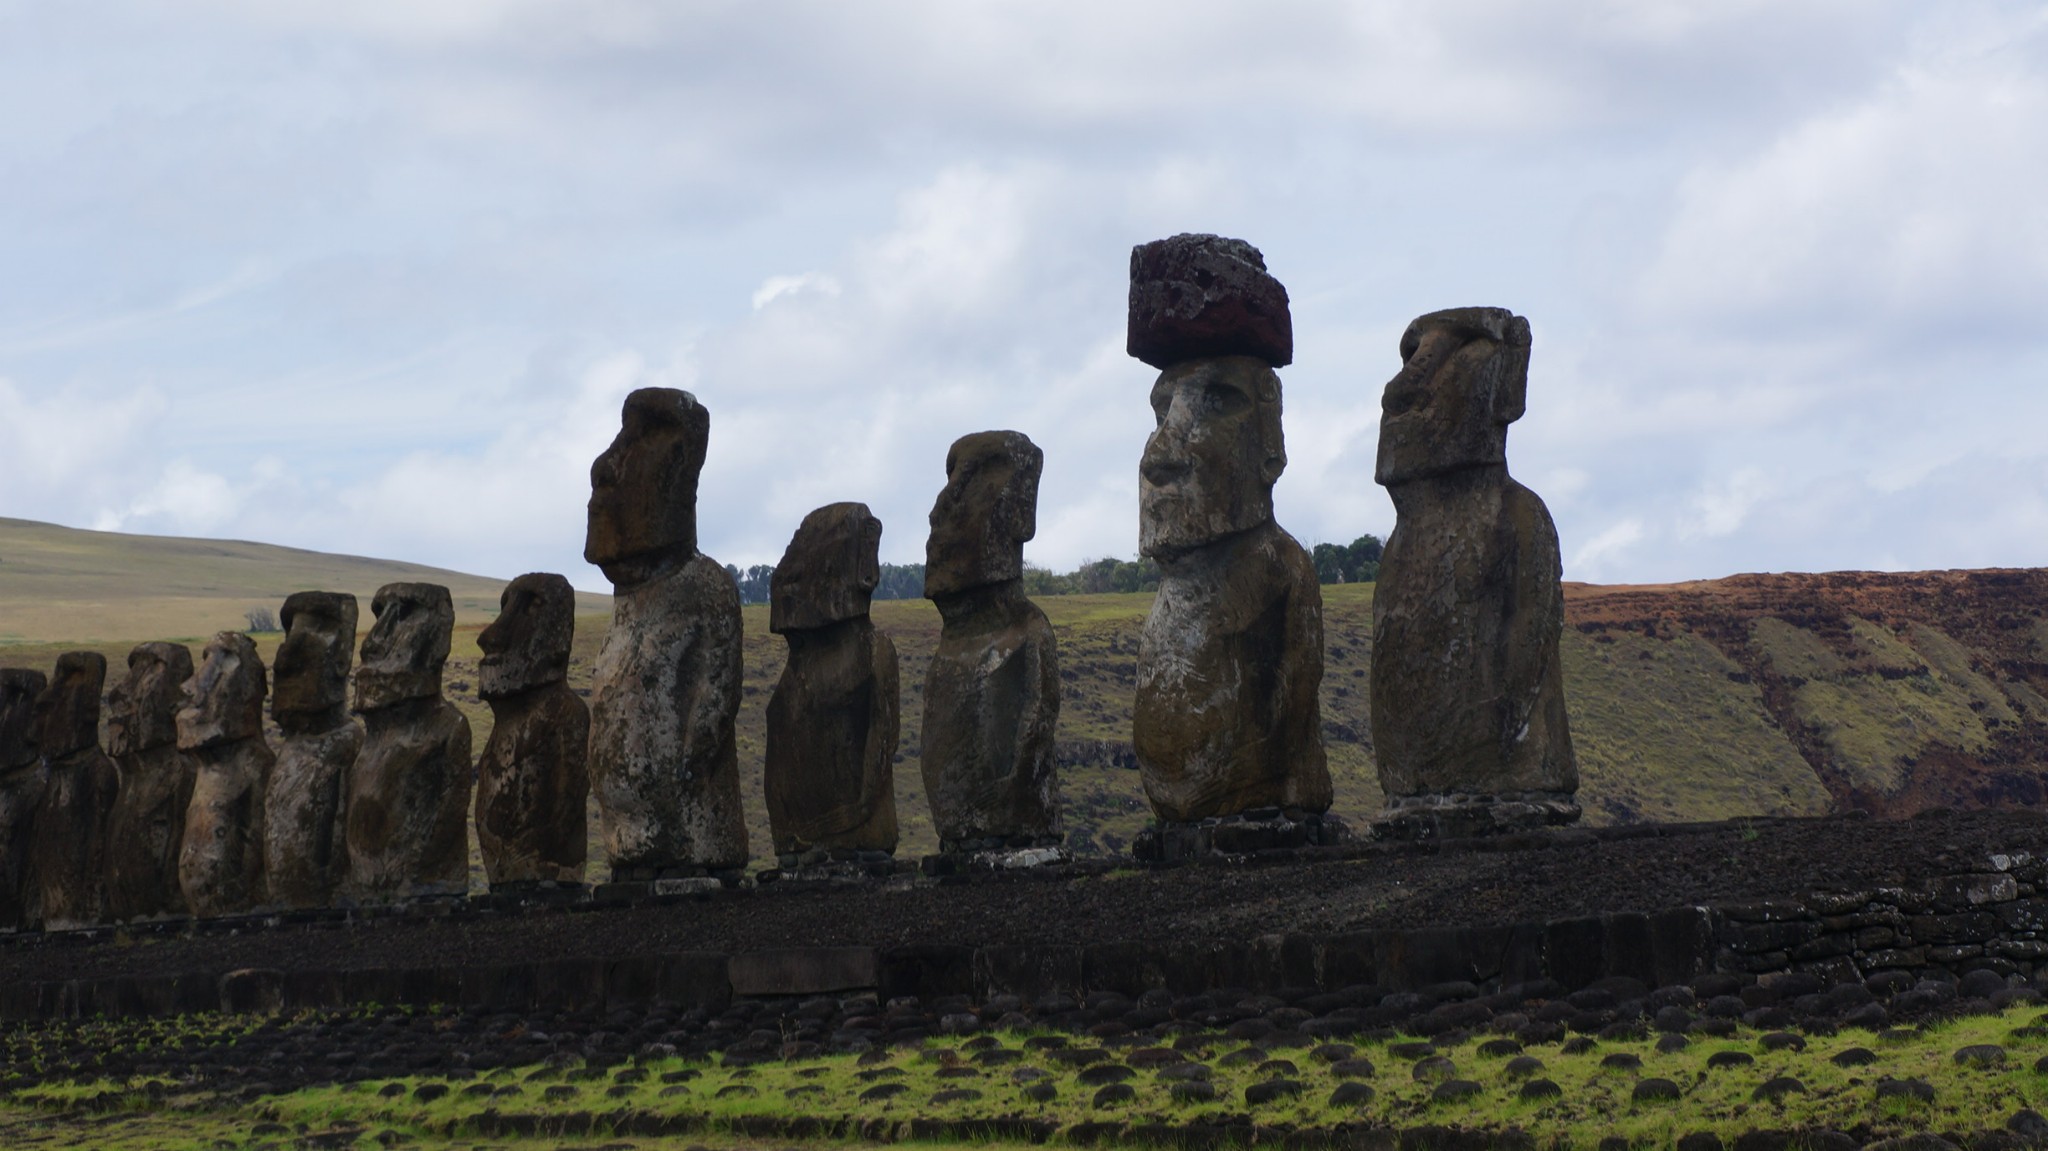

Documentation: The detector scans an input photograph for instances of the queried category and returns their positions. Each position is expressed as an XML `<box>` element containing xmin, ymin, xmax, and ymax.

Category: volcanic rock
<box><xmin>30</xmin><ymin>652</ymin><xmax>118</xmax><ymax>929</ymax></box>
<box><xmin>104</xmin><ymin>642</ymin><xmax>196</xmax><ymax>920</ymax></box>
<box><xmin>1127</xmin><ymin>234</ymin><xmax>1292</xmax><ymax>369</ymax></box>
<box><xmin>921</xmin><ymin>431</ymin><xmax>1061</xmax><ymax>851</ymax></box>
<box><xmin>347</xmin><ymin>583</ymin><xmax>472</xmax><ymax>900</ymax></box>
<box><xmin>178</xmin><ymin>633</ymin><xmax>274</xmax><ymax>917</ymax></box>
<box><xmin>765</xmin><ymin>503</ymin><xmax>899</xmax><ymax>856</ymax></box>
<box><xmin>585</xmin><ymin>388</ymin><xmax>748</xmax><ymax>874</ymax></box>
<box><xmin>476</xmin><ymin>573</ymin><xmax>589</xmax><ymax>886</ymax></box>
<box><xmin>1372</xmin><ymin>306</ymin><xmax>1578</xmax><ymax>835</ymax></box>
<box><xmin>265</xmin><ymin>592</ymin><xmax>362</xmax><ymax>909</ymax></box>
<box><xmin>0</xmin><ymin>668</ymin><xmax>46</xmax><ymax>929</ymax></box>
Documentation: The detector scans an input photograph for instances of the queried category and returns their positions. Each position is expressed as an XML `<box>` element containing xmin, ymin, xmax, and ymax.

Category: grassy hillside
<box><xmin>6</xmin><ymin>518</ymin><xmax>2048</xmax><ymax>866</ymax></box>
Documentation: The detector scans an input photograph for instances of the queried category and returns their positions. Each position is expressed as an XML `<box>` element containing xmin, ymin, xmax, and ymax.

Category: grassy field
<box><xmin>5</xmin><ymin>1006</ymin><xmax>2048</xmax><ymax>1149</ymax></box>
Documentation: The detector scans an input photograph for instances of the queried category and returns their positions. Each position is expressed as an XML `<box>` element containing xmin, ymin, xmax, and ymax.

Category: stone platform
<box><xmin>1370</xmin><ymin>791</ymin><xmax>1583</xmax><ymax>841</ymax></box>
<box><xmin>1132</xmin><ymin>808</ymin><xmax>1350</xmax><ymax>862</ymax></box>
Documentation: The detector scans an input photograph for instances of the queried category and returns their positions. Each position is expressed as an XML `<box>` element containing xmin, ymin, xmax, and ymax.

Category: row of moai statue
<box><xmin>0</xmin><ymin>230</ymin><xmax>1581</xmax><ymax>930</ymax></box>
<box><xmin>0</xmin><ymin>576</ymin><xmax>592</xmax><ymax>929</ymax></box>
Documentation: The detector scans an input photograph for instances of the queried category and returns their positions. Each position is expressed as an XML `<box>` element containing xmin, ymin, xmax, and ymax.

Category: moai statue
<box><xmin>764</xmin><ymin>503</ymin><xmax>899</xmax><ymax>866</ymax></box>
<box><xmin>0</xmin><ymin>669</ymin><xmax>48</xmax><ymax>930</ymax></box>
<box><xmin>920</xmin><ymin>431</ymin><xmax>1063</xmax><ymax>861</ymax></box>
<box><xmin>475</xmin><ymin>573</ymin><xmax>589</xmax><ymax>887</ymax></box>
<box><xmin>104</xmin><ymin>642</ymin><xmax>196</xmax><ymax>920</ymax></box>
<box><xmin>30</xmin><ymin>652</ymin><xmax>119</xmax><ymax>929</ymax></box>
<box><xmin>585</xmin><ymin>388</ymin><xmax>747</xmax><ymax>879</ymax></box>
<box><xmin>264</xmin><ymin>592</ymin><xmax>363</xmax><ymax>908</ymax></box>
<box><xmin>1370</xmin><ymin>307</ymin><xmax>1578</xmax><ymax>837</ymax></box>
<box><xmin>178</xmin><ymin>633</ymin><xmax>273</xmax><ymax>917</ymax></box>
<box><xmin>346</xmin><ymin>583</ymin><xmax>472</xmax><ymax>901</ymax></box>
<box><xmin>1127</xmin><ymin>234</ymin><xmax>1331</xmax><ymax>855</ymax></box>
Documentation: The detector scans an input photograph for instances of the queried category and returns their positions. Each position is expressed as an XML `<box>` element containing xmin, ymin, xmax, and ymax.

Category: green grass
<box><xmin>11</xmin><ymin>1008</ymin><xmax>2048</xmax><ymax>1148</ymax></box>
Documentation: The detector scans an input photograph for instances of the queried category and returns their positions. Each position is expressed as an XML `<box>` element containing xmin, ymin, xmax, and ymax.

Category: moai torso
<box><xmin>0</xmin><ymin>670</ymin><xmax>47</xmax><ymax>930</ymax></box>
<box><xmin>764</xmin><ymin>503</ymin><xmax>899</xmax><ymax>857</ymax></box>
<box><xmin>920</xmin><ymin>431</ymin><xmax>1062</xmax><ymax>849</ymax></box>
<box><xmin>1127</xmin><ymin>235</ymin><xmax>1329</xmax><ymax>823</ymax></box>
<box><xmin>178</xmin><ymin>633</ymin><xmax>274</xmax><ymax>917</ymax></box>
<box><xmin>31</xmin><ymin>652</ymin><xmax>119</xmax><ymax>930</ymax></box>
<box><xmin>347</xmin><ymin>583</ymin><xmax>472</xmax><ymax>900</ymax></box>
<box><xmin>476</xmin><ymin>573</ymin><xmax>589</xmax><ymax>886</ymax></box>
<box><xmin>265</xmin><ymin>592</ymin><xmax>363</xmax><ymax>908</ymax></box>
<box><xmin>584</xmin><ymin>388</ymin><xmax>747</xmax><ymax>874</ymax></box>
<box><xmin>1371</xmin><ymin>308</ymin><xmax>1578</xmax><ymax>814</ymax></box>
<box><xmin>104</xmin><ymin>642</ymin><xmax>196</xmax><ymax>920</ymax></box>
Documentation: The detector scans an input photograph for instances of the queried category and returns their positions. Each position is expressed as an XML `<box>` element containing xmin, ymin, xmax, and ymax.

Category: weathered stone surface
<box><xmin>1127</xmin><ymin>234</ymin><xmax>1292</xmax><ymax>370</ymax></box>
<box><xmin>1131</xmin><ymin>246</ymin><xmax>1327</xmax><ymax>824</ymax></box>
<box><xmin>177</xmin><ymin>633</ymin><xmax>274</xmax><ymax>917</ymax></box>
<box><xmin>922</xmin><ymin>432</ymin><xmax>1061</xmax><ymax>849</ymax></box>
<box><xmin>347</xmin><ymin>583</ymin><xmax>472</xmax><ymax>900</ymax></box>
<box><xmin>586</xmin><ymin>387</ymin><xmax>747</xmax><ymax>874</ymax></box>
<box><xmin>765</xmin><ymin>503</ymin><xmax>899</xmax><ymax>856</ymax></box>
<box><xmin>30</xmin><ymin>652</ymin><xmax>118</xmax><ymax>929</ymax></box>
<box><xmin>476</xmin><ymin>573</ymin><xmax>589</xmax><ymax>886</ymax></box>
<box><xmin>104</xmin><ymin>642</ymin><xmax>196</xmax><ymax>921</ymax></box>
<box><xmin>0</xmin><ymin>669</ymin><xmax>46</xmax><ymax>930</ymax></box>
<box><xmin>1371</xmin><ymin>307</ymin><xmax>1578</xmax><ymax>826</ymax></box>
<box><xmin>265</xmin><ymin>592</ymin><xmax>362</xmax><ymax>909</ymax></box>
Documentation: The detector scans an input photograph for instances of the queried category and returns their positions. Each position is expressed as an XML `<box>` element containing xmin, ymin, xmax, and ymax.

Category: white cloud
<box><xmin>750</xmin><ymin>273</ymin><xmax>840</xmax><ymax>310</ymax></box>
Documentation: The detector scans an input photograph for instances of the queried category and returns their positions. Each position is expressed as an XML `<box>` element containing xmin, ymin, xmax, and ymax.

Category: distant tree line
<box><xmin>725</xmin><ymin>533</ymin><xmax>1381</xmax><ymax>606</ymax></box>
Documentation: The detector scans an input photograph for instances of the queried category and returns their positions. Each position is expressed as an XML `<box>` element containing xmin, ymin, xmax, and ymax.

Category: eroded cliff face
<box><xmin>1562</xmin><ymin>568</ymin><xmax>2048</xmax><ymax>821</ymax></box>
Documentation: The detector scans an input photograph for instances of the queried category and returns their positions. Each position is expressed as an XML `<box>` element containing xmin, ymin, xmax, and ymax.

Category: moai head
<box><xmin>771</xmin><ymin>503</ymin><xmax>882</xmax><ymax>634</ymax></box>
<box><xmin>1129</xmin><ymin>235</ymin><xmax>1292</xmax><ymax>560</ymax></box>
<box><xmin>30</xmin><ymin>651</ymin><xmax>105</xmax><ymax>759</ymax></box>
<box><xmin>925</xmin><ymin>431</ymin><xmax>1042</xmax><ymax>599</ymax></box>
<box><xmin>177</xmin><ymin>634</ymin><xmax>267</xmax><ymax>751</ymax></box>
<box><xmin>354</xmin><ymin>583</ymin><xmax>453</xmax><ymax>712</ymax></box>
<box><xmin>585</xmin><ymin>387</ymin><xmax>711</xmax><ymax>585</ymax></box>
<box><xmin>0</xmin><ymin>668</ymin><xmax>48</xmax><ymax>771</ymax></box>
<box><xmin>271</xmin><ymin>592</ymin><xmax>357</xmax><ymax>724</ymax></box>
<box><xmin>478</xmin><ymin>573</ymin><xmax>575</xmax><ymax>699</ymax></box>
<box><xmin>106</xmin><ymin>642</ymin><xmax>194</xmax><ymax>757</ymax></box>
<box><xmin>1375</xmin><ymin>307</ymin><xmax>1531</xmax><ymax>487</ymax></box>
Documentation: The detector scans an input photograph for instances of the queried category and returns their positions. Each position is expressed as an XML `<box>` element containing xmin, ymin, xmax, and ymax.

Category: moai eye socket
<box><xmin>1203</xmin><ymin>381</ymin><xmax>1251</xmax><ymax>417</ymax></box>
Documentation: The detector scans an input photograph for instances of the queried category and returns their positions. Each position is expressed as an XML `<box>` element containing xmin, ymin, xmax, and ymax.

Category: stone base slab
<box><xmin>921</xmin><ymin>845</ymin><xmax>1071</xmax><ymax>877</ymax></box>
<box><xmin>1370</xmin><ymin>792</ymin><xmax>1582</xmax><ymax>841</ymax></box>
<box><xmin>1132</xmin><ymin>809</ymin><xmax>1350</xmax><ymax>862</ymax></box>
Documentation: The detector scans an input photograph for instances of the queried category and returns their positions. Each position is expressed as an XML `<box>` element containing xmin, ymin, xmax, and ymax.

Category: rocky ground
<box><xmin>3</xmin><ymin>809</ymin><xmax>2046</xmax><ymax>988</ymax></box>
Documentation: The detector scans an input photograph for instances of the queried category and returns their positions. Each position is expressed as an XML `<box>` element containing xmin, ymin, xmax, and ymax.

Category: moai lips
<box><xmin>104</xmin><ymin>642</ymin><xmax>197</xmax><ymax>920</ymax></box>
<box><xmin>0</xmin><ymin>669</ymin><xmax>46</xmax><ymax>929</ymax></box>
<box><xmin>764</xmin><ymin>503</ymin><xmax>899</xmax><ymax>858</ymax></box>
<box><xmin>346</xmin><ymin>583</ymin><xmax>472</xmax><ymax>901</ymax></box>
<box><xmin>585</xmin><ymin>388</ymin><xmax>747</xmax><ymax>876</ymax></box>
<box><xmin>1371</xmin><ymin>307</ymin><xmax>1578</xmax><ymax>835</ymax></box>
<box><xmin>264</xmin><ymin>592</ymin><xmax>363</xmax><ymax>909</ymax></box>
<box><xmin>921</xmin><ymin>432</ymin><xmax>1063</xmax><ymax>851</ymax></box>
<box><xmin>177</xmin><ymin>633</ymin><xmax>274</xmax><ymax>917</ymax></box>
<box><xmin>1130</xmin><ymin>236</ymin><xmax>1329</xmax><ymax>826</ymax></box>
<box><xmin>475</xmin><ymin>573</ymin><xmax>589</xmax><ymax>887</ymax></box>
<box><xmin>30</xmin><ymin>652</ymin><xmax>119</xmax><ymax>929</ymax></box>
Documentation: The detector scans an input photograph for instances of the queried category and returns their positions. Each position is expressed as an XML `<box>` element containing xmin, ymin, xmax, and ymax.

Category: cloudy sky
<box><xmin>3</xmin><ymin>2</ymin><xmax>2046</xmax><ymax>591</ymax></box>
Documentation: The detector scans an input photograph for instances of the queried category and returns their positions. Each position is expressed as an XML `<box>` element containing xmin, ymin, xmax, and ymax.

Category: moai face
<box><xmin>585</xmin><ymin>388</ymin><xmax>710</xmax><ymax>584</ymax></box>
<box><xmin>30</xmin><ymin>651</ymin><xmax>105</xmax><ymax>759</ymax></box>
<box><xmin>1375</xmin><ymin>307</ymin><xmax>1531</xmax><ymax>487</ymax></box>
<box><xmin>1138</xmin><ymin>355</ymin><xmax>1287</xmax><ymax>559</ymax></box>
<box><xmin>771</xmin><ymin>503</ymin><xmax>882</xmax><ymax>634</ymax></box>
<box><xmin>177</xmin><ymin>633</ymin><xmax>267</xmax><ymax>750</ymax></box>
<box><xmin>925</xmin><ymin>431</ymin><xmax>1042</xmax><ymax>599</ymax></box>
<box><xmin>1</xmin><ymin>668</ymin><xmax>48</xmax><ymax>770</ymax></box>
<box><xmin>106</xmin><ymin>642</ymin><xmax>194</xmax><ymax>757</ymax></box>
<box><xmin>354</xmin><ymin>583</ymin><xmax>453</xmax><ymax>711</ymax></box>
<box><xmin>479</xmin><ymin>573</ymin><xmax>575</xmax><ymax>699</ymax></box>
<box><xmin>272</xmin><ymin>592</ymin><xmax>357</xmax><ymax>723</ymax></box>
